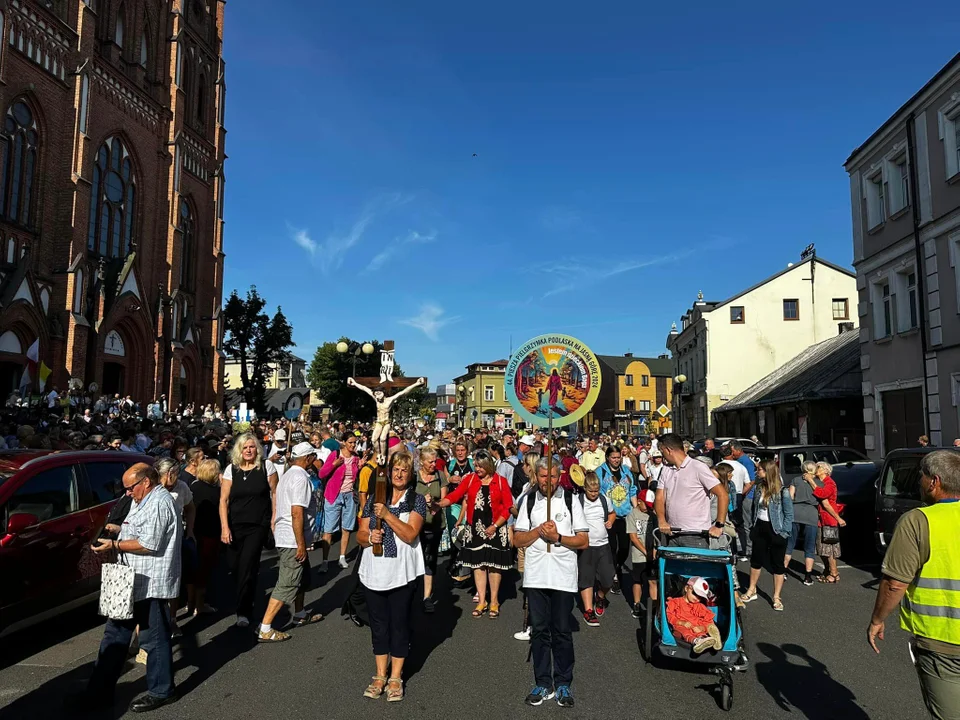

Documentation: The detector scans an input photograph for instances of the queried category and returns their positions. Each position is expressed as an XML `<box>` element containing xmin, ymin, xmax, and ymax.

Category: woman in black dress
<box><xmin>436</xmin><ymin>452</ymin><xmax>513</xmax><ymax>618</ymax></box>
<box><xmin>218</xmin><ymin>433</ymin><xmax>279</xmax><ymax>628</ymax></box>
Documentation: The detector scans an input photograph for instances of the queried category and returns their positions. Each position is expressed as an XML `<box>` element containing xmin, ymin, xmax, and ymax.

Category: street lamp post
<box><xmin>674</xmin><ymin>374</ymin><xmax>687</xmax><ymax>437</ymax></box>
<box><xmin>337</xmin><ymin>340</ymin><xmax>375</xmax><ymax>377</ymax></box>
<box><xmin>458</xmin><ymin>384</ymin><xmax>466</xmax><ymax>428</ymax></box>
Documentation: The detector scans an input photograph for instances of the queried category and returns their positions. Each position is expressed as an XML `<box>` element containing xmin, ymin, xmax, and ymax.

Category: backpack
<box><xmin>580</xmin><ymin>492</ymin><xmax>610</xmax><ymax>517</ymax></box>
<box><xmin>506</xmin><ymin>457</ymin><xmax>527</xmax><ymax>498</ymax></box>
<box><xmin>525</xmin><ymin>486</ymin><xmax>575</xmax><ymax>523</ymax></box>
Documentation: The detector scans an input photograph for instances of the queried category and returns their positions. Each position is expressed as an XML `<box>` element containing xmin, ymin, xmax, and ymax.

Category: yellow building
<box><xmin>224</xmin><ymin>353</ymin><xmax>307</xmax><ymax>392</ymax></box>
<box><xmin>452</xmin><ymin>360</ymin><xmax>513</xmax><ymax>429</ymax></box>
<box><xmin>582</xmin><ymin>354</ymin><xmax>674</xmax><ymax>435</ymax></box>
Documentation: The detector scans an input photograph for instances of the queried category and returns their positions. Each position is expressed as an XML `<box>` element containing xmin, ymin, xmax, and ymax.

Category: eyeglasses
<box><xmin>123</xmin><ymin>476</ymin><xmax>147</xmax><ymax>495</ymax></box>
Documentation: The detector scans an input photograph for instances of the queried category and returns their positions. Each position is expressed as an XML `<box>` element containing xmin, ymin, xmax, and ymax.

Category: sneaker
<box><xmin>631</xmin><ymin>603</ymin><xmax>642</xmax><ymax>619</ymax></box>
<box><xmin>803</xmin><ymin>573</ymin><xmax>814</xmax><ymax>586</ymax></box>
<box><xmin>738</xmin><ymin>556</ymin><xmax>750</xmax><ymax>563</ymax></box>
<box><xmin>693</xmin><ymin>635</ymin><xmax>715</xmax><ymax>654</ymax></box>
<box><xmin>514</xmin><ymin>628</ymin><xmax>531</xmax><ymax>641</ymax></box>
<box><xmin>235</xmin><ymin>616</ymin><xmax>250</xmax><ymax>628</ymax></box>
<box><xmin>525</xmin><ymin>686</ymin><xmax>555</xmax><ymax>706</ymax></box>
<box><xmin>319</xmin><ymin>560</ymin><xmax>329</xmax><ymax>574</ymax></box>
<box><xmin>707</xmin><ymin>623</ymin><xmax>722</xmax><ymax>650</ymax></box>
<box><xmin>582</xmin><ymin>610</ymin><xmax>600</xmax><ymax>627</ymax></box>
<box><xmin>423</xmin><ymin>596</ymin><xmax>436</xmax><ymax>614</ymax></box>
<box><xmin>610</xmin><ymin>579</ymin><xmax>621</xmax><ymax>595</ymax></box>
<box><xmin>338</xmin><ymin>557</ymin><xmax>349</xmax><ymax>570</ymax></box>
<box><xmin>556</xmin><ymin>685</ymin><xmax>574</xmax><ymax>708</ymax></box>
<box><xmin>595</xmin><ymin>596</ymin><xmax>609</xmax><ymax>616</ymax></box>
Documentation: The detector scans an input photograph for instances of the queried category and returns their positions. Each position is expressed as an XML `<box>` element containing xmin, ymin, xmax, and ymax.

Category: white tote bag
<box><xmin>99</xmin><ymin>556</ymin><xmax>135</xmax><ymax>620</ymax></box>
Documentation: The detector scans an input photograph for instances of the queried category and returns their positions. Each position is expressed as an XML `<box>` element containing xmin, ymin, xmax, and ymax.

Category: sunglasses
<box><xmin>123</xmin><ymin>476</ymin><xmax>148</xmax><ymax>494</ymax></box>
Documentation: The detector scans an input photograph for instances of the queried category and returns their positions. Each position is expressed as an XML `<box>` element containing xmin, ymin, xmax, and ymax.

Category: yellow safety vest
<box><xmin>900</xmin><ymin>501</ymin><xmax>960</xmax><ymax>645</ymax></box>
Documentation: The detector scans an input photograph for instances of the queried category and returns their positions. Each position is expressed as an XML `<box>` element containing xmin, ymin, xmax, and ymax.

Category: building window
<box><xmin>642</xmin><ymin>375</ymin><xmax>649</xmax><ymax>387</ymax></box>
<box><xmin>139</xmin><ymin>28</ymin><xmax>148</xmax><ymax>68</ymax></box>
<box><xmin>0</xmin><ymin>101</ymin><xmax>39</xmax><ymax>226</ymax></box>
<box><xmin>946</xmin><ymin>109</ymin><xmax>960</xmax><ymax>180</ymax></box>
<box><xmin>484</xmin><ymin>385</ymin><xmax>494</xmax><ymax>402</ymax></box>
<box><xmin>175</xmin><ymin>39</ymin><xmax>182</xmax><ymax>85</ymax></box>
<box><xmin>504</xmin><ymin>416</ymin><xmax>513</xmax><ymax>429</ymax></box>
<box><xmin>892</xmin><ymin>156</ymin><xmax>909</xmax><ymax>213</ymax></box>
<box><xmin>87</xmin><ymin>137</ymin><xmax>137</xmax><ymax>258</ymax></box>
<box><xmin>73</xmin><ymin>268</ymin><xmax>84</xmax><ymax>314</ymax></box>
<box><xmin>730</xmin><ymin>306</ymin><xmax>744</xmax><ymax>324</ymax></box>
<box><xmin>906</xmin><ymin>272</ymin><xmax>918</xmax><ymax>330</ymax></box>
<box><xmin>625</xmin><ymin>399</ymin><xmax>636</xmax><ymax>412</ymax></box>
<box><xmin>196</xmin><ymin>73</ymin><xmax>206</xmax><ymax>126</ymax></box>
<box><xmin>639</xmin><ymin>400</ymin><xmax>651</xmax><ymax>412</ymax></box>
<box><xmin>625</xmin><ymin>374</ymin><xmax>634</xmax><ymax>386</ymax></box>
<box><xmin>832</xmin><ymin>298</ymin><xmax>849</xmax><ymax>320</ymax></box>
<box><xmin>783</xmin><ymin>299</ymin><xmax>799</xmax><ymax>321</ymax></box>
<box><xmin>866</xmin><ymin>171</ymin><xmax>885</xmax><ymax>228</ymax></box>
<box><xmin>78</xmin><ymin>74</ymin><xmax>90</xmax><ymax>134</ymax></box>
<box><xmin>179</xmin><ymin>199</ymin><xmax>195</xmax><ymax>290</ymax></box>
<box><xmin>880</xmin><ymin>283</ymin><xmax>893</xmax><ymax>338</ymax></box>
<box><xmin>114</xmin><ymin>4</ymin><xmax>124</xmax><ymax>48</ymax></box>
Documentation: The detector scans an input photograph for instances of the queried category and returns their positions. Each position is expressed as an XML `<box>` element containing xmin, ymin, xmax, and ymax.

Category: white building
<box><xmin>665</xmin><ymin>252</ymin><xmax>858</xmax><ymax>438</ymax></box>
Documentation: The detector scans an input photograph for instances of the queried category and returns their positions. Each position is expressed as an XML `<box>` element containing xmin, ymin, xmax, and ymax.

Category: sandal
<box><xmin>472</xmin><ymin>603</ymin><xmax>488</xmax><ymax>617</ymax></box>
<box><xmin>817</xmin><ymin>573</ymin><xmax>840</xmax><ymax>584</ymax></box>
<box><xmin>489</xmin><ymin>604</ymin><xmax>500</xmax><ymax>619</ymax></box>
<box><xmin>290</xmin><ymin>613</ymin><xmax>325</xmax><ymax>627</ymax></box>
<box><xmin>738</xmin><ymin>591</ymin><xmax>758</xmax><ymax>604</ymax></box>
<box><xmin>256</xmin><ymin>628</ymin><xmax>291</xmax><ymax>643</ymax></box>
<box><xmin>363</xmin><ymin>676</ymin><xmax>387</xmax><ymax>699</ymax></box>
<box><xmin>772</xmin><ymin>599</ymin><xmax>784</xmax><ymax>612</ymax></box>
<box><xmin>386</xmin><ymin>677</ymin><xmax>404</xmax><ymax>702</ymax></box>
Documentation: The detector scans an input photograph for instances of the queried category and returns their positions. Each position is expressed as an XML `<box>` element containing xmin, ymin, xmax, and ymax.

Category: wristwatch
<box><xmin>713</xmin><ymin>521</ymin><xmax>724</xmax><ymax>529</ymax></box>
<box><xmin>554</xmin><ymin>534</ymin><xmax>563</xmax><ymax>547</ymax></box>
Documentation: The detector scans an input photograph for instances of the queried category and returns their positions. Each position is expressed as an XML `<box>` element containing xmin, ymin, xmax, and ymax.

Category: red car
<box><xmin>0</xmin><ymin>450</ymin><xmax>154</xmax><ymax>637</ymax></box>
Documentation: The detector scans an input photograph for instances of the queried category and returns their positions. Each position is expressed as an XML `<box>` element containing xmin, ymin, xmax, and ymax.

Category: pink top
<box><xmin>659</xmin><ymin>456</ymin><xmax>720</xmax><ymax>532</ymax></box>
<box><xmin>319</xmin><ymin>452</ymin><xmax>361</xmax><ymax>504</ymax></box>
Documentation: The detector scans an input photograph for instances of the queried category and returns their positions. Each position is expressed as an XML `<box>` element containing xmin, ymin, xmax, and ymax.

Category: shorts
<box><xmin>786</xmin><ymin>522</ymin><xmax>817</xmax><ymax>560</ymax></box>
<box><xmin>323</xmin><ymin>491</ymin><xmax>358</xmax><ymax>534</ymax></box>
<box><xmin>577</xmin><ymin>545</ymin><xmax>616</xmax><ymax>591</ymax></box>
<box><xmin>272</xmin><ymin>547</ymin><xmax>311</xmax><ymax>605</ymax></box>
<box><xmin>631</xmin><ymin>556</ymin><xmax>650</xmax><ymax>584</ymax></box>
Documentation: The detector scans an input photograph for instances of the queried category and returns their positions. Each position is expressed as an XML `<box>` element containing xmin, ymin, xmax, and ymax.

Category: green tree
<box><xmin>307</xmin><ymin>339</ymin><xmax>426</xmax><ymax>421</ymax></box>
<box><xmin>223</xmin><ymin>286</ymin><xmax>294</xmax><ymax>414</ymax></box>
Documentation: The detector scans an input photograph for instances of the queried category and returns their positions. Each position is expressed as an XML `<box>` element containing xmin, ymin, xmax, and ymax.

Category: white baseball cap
<box><xmin>290</xmin><ymin>441</ymin><xmax>316</xmax><ymax>458</ymax></box>
<box><xmin>274</xmin><ymin>429</ymin><xmax>287</xmax><ymax>441</ymax></box>
<box><xmin>519</xmin><ymin>435</ymin><xmax>536</xmax><ymax>447</ymax></box>
<box><xmin>687</xmin><ymin>576</ymin><xmax>714</xmax><ymax>602</ymax></box>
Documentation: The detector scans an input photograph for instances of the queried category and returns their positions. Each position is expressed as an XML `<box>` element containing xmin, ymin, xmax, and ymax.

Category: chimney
<box><xmin>624</xmin><ymin>352</ymin><xmax>633</xmax><ymax>358</ymax></box>
<box><xmin>838</xmin><ymin>322</ymin><xmax>855</xmax><ymax>335</ymax></box>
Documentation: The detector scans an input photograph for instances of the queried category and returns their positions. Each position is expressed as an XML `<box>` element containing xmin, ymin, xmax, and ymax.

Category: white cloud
<box><xmin>367</xmin><ymin>229</ymin><xmax>438</xmax><ymax>272</ymax></box>
<box><xmin>291</xmin><ymin>228</ymin><xmax>317</xmax><ymax>255</ymax></box>
<box><xmin>541</xmin><ymin>253</ymin><xmax>686</xmax><ymax>299</ymax></box>
<box><xmin>399</xmin><ymin>302</ymin><xmax>460</xmax><ymax>341</ymax></box>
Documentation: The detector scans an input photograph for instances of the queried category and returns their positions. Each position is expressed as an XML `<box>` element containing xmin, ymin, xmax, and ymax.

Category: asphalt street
<box><xmin>0</xmin><ymin>540</ymin><xmax>925</xmax><ymax>720</ymax></box>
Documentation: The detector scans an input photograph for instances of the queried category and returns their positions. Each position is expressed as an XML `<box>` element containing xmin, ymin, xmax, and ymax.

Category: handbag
<box><xmin>98</xmin><ymin>554</ymin><xmax>135</xmax><ymax>620</ymax></box>
<box><xmin>821</xmin><ymin>525</ymin><xmax>841</xmax><ymax>544</ymax></box>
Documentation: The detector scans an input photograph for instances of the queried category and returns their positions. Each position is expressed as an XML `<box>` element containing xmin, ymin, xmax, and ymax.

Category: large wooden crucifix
<box><xmin>346</xmin><ymin>340</ymin><xmax>425</xmax><ymax>463</ymax></box>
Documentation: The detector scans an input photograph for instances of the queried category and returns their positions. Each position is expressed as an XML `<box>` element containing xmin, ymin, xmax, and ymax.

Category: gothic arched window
<box><xmin>179</xmin><ymin>199</ymin><xmax>195</xmax><ymax>289</ymax></box>
<box><xmin>0</xmin><ymin>101</ymin><xmax>39</xmax><ymax>225</ymax></box>
<box><xmin>87</xmin><ymin>137</ymin><xmax>137</xmax><ymax>258</ymax></box>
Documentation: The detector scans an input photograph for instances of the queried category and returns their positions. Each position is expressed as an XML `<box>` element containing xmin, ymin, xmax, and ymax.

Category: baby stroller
<box><xmin>642</xmin><ymin>529</ymin><xmax>748</xmax><ymax>711</ymax></box>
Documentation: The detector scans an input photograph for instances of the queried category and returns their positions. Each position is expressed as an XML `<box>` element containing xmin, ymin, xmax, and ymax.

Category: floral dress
<box><xmin>460</xmin><ymin>484</ymin><xmax>513</xmax><ymax>571</ymax></box>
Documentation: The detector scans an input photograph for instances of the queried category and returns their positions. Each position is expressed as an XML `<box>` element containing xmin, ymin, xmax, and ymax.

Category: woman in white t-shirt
<box><xmin>156</xmin><ymin>457</ymin><xmax>196</xmax><ymax>636</ymax></box>
<box><xmin>357</xmin><ymin>451</ymin><xmax>426</xmax><ymax>703</ymax></box>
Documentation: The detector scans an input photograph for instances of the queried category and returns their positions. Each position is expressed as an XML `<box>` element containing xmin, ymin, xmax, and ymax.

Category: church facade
<box><xmin>0</xmin><ymin>0</ymin><xmax>226</xmax><ymax>406</ymax></box>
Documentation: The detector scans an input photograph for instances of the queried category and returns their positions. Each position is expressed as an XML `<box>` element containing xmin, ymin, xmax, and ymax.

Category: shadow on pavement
<box><xmin>404</xmin><ymin>571</ymin><xmax>464</xmax><ymax>687</ymax></box>
<box><xmin>754</xmin><ymin>642</ymin><xmax>870</xmax><ymax>719</ymax></box>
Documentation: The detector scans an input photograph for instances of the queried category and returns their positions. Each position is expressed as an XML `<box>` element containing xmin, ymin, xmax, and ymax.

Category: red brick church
<box><xmin>0</xmin><ymin>0</ymin><xmax>226</xmax><ymax>406</ymax></box>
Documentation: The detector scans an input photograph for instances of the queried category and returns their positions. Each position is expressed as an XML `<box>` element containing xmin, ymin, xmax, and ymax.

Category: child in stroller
<box><xmin>666</xmin><ymin>576</ymin><xmax>723</xmax><ymax>654</ymax></box>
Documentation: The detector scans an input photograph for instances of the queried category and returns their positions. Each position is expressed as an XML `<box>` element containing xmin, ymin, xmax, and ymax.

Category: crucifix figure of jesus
<box><xmin>347</xmin><ymin>376</ymin><xmax>426</xmax><ymax>462</ymax></box>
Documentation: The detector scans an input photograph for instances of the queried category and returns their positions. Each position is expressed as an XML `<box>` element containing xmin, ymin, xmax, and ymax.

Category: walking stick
<box><xmin>372</xmin><ymin>465</ymin><xmax>387</xmax><ymax>557</ymax></box>
<box><xmin>546</xmin><ymin>409</ymin><xmax>553</xmax><ymax>553</ymax></box>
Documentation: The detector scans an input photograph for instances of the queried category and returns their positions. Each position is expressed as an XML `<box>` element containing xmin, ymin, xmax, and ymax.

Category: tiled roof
<box><xmin>716</xmin><ymin>331</ymin><xmax>861</xmax><ymax>411</ymax></box>
<box><xmin>597</xmin><ymin>355</ymin><xmax>673</xmax><ymax>377</ymax></box>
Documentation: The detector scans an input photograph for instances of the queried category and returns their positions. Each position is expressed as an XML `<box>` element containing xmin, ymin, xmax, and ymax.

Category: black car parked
<box><xmin>748</xmin><ymin>445</ymin><xmax>880</xmax><ymax>531</ymax></box>
<box><xmin>874</xmin><ymin>447</ymin><xmax>960</xmax><ymax>555</ymax></box>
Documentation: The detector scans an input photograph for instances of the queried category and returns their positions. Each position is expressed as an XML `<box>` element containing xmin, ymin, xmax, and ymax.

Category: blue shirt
<box><xmin>738</xmin><ymin>455</ymin><xmax>756</xmax><ymax>498</ymax></box>
<box><xmin>598</xmin><ymin>463</ymin><xmax>637</xmax><ymax>518</ymax></box>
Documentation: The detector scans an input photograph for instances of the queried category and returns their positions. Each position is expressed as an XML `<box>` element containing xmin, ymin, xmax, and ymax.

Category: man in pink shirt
<box><xmin>654</xmin><ymin>434</ymin><xmax>729</xmax><ymax>549</ymax></box>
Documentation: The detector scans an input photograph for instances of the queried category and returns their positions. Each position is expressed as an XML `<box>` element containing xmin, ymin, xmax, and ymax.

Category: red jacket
<box><xmin>445</xmin><ymin>472</ymin><xmax>512</xmax><ymax>525</ymax></box>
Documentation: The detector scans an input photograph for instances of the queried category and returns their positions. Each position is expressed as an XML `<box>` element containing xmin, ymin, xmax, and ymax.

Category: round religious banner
<box><xmin>505</xmin><ymin>334</ymin><xmax>602</xmax><ymax>428</ymax></box>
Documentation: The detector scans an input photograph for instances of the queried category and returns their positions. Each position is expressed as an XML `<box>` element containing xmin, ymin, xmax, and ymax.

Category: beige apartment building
<box><xmin>844</xmin><ymin>52</ymin><xmax>960</xmax><ymax>458</ymax></box>
<box><xmin>666</xmin><ymin>254</ymin><xmax>857</xmax><ymax>438</ymax></box>
<box><xmin>224</xmin><ymin>353</ymin><xmax>306</xmax><ymax>392</ymax></box>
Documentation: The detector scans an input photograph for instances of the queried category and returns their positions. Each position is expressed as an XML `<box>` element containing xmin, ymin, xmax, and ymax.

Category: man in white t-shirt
<box><xmin>256</xmin><ymin>442</ymin><xmax>323</xmax><ymax>642</ymax></box>
<box><xmin>514</xmin><ymin>457</ymin><xmax>589</xmax><ymax>708</ymax></box>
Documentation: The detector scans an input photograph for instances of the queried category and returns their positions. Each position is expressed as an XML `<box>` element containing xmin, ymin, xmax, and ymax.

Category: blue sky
<box><xmin>221</xmin><ymin>1</ymin><xmax>959</xmax><ymax>388</ymax></box>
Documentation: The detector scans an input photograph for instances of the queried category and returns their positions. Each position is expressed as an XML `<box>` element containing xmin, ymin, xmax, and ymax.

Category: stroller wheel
<box><xmin>721</xmin><ymin>681</ymin><xmax>732</xmax><ymax>711</ymax></box>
